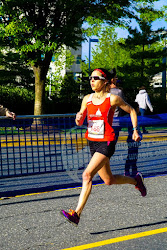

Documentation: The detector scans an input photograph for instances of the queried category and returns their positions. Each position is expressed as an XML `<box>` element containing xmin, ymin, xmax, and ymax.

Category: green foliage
<box><xmin>0</xmin><ymin>50</ymin><xmax>34</xmax><ymax>86</ymax></box>
<box><xmin>163</xmin><ymin>5</ymin><xmax>167</xmax><ymax>22</ymax></box>
<box><xmin>118</xmin><ymin>19</ymin><xmax>165</xmax><ymax>91</ymax></box>
<box><xmin>44</xmin><ymin>73</ymin><xmax>81</xmax><ymax>114</ymax></box>
<box><xmin>93</xmin><ymin>32</ymin><xmax>131</xmax><ymax>72</ymax></box>
<box><xmin>0</xmin><ymin>85</ymin><xmax>34</xmax><ymax>115</ymax></box>
<box><xmin>151</xmin><ymin>88</ymin><xmax>167</xmax><ymax>114</ymax></box>
<box><xmin>0</xmin><ymin>0</ymin><xmax>89</xmax><ymax>63</ymax></box>
<box><xmin>81</xmin><ymin>27</ymin><xmax>132</xmax><ymax>76</ymax></box>
<box><xmin>81</xmin><ymin>3</ymin><xmax>167</xmax><ymax>111</ymax></box>
<box><xmin>0</xmin><ymin>0</ymin><xmax>159</xmax><ymax>115</ymax></box>
<box><xmin>59</xmin><ymin>73</ymin><xmax>80</xmax><ymax>113</ymax></box>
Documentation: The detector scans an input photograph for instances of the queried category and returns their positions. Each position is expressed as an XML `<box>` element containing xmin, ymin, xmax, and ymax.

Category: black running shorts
<box><xmin>88</xmin><ymin>140</ymin><xmax>116</xmax><ymax>159</ymax></box>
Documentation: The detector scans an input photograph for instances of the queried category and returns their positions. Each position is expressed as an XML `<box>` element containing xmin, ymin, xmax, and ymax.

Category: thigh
<box><xmin>85</xmin><ymin>152</ymin><xmax>109</xmax><ymax>178</ymax></box>
<box><xmin>86</xmin><ymin>141</ymin><xmax>115</xmax><ymax>180</ymax></box>
<box><xmin>98</xmin><ymin>160</ymin><xmax>114</xmax><ymax>183</ymax></box>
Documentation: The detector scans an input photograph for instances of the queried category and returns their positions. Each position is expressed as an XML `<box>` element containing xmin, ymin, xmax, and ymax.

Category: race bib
<box><xmin>88</xmin><ymin>120</ymin><xmax>104</xmax><ymax>138</ymax></box>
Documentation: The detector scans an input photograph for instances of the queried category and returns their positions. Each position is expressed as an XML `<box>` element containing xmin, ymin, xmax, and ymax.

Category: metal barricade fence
<box><xmin>1</xmin><ymin>113</ymin><xmax>167</xmax><ymax>180</ymax></box>
<box><xmin>0</xmin><ymin>114</ymin><xmax>90</xmax><ymax>178</ymax></box>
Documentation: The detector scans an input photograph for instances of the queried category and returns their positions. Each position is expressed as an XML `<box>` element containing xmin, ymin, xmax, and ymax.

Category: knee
<box><xmin>82</xmin><ymin>171</ymin><xmax>92</xmax><ymax>184</ymax></box>
<box><xmin>104</xmin><ymin>180</ymin><xmax>112</xmax><ymax>186</ymax></box>
<box><xmin>104</xmin><ymin>179</ymin><xmax>113</xmax><ymax>185</ymax></box>
<box><xmin>104</xmin><ymin>176</ymin><xmax>116</xmax><ymax>186</ymax></box>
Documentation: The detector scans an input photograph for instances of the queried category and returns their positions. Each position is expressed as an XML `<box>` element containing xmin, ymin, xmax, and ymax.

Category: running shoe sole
<box><xmin>60</xmin><ymin>210</ymin><xmax>79</xmax><ymax>227</ymax></box>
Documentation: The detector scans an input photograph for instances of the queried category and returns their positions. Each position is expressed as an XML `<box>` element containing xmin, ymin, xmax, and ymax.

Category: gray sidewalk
<box><xmin>0</xmin><ymin>175</ymin><xmax>167</xmax><ymax>250</ymax></box>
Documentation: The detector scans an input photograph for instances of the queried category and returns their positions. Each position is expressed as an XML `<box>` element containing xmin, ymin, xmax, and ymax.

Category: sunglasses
<box><xmin>89</xmin><ymin>76</ymin><xmax>106</xmax><ymax>81</ymax></box>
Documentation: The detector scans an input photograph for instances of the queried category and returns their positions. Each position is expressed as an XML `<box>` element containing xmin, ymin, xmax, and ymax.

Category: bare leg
<box><xmin>75</xmin><ymin>153</ymin><xmax>137</xmax><ymax>217</ymax></box>
<box><xmin>111</xmin><ymin>174</ymin><xmax>136</xmax><ymax>184</ymax></box>
<box><xmin>75</xmin><ymin>152</ymin><xmax>108</xmax><ymax>216</ymax></box>
<box><xmin>98</xmin><ymin>161</ymin><xmax>137</xmax><ymax>185</ymax></box>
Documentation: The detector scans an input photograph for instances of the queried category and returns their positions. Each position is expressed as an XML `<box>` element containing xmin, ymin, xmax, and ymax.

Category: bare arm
<box><xmin>0</xmin><ymin>105</ymin><xmax>16</xmax><ymax>120</ymax></box>
<box><xmin>111</xmin><ymin>95</ymin><xmax>140</xmax><ymax>142</ymax></box>
<box><xmin>75</xmin><ymin>95</ymin><xmax>89</xmax><ymax>126</ymax></box>
<box><xmin>6</xmin><ymin>111</ymin><xmax>16</xmax><ymax>120</ymax></box>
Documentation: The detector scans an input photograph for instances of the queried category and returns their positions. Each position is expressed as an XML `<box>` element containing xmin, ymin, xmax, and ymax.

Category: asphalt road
<box><xmin>0</xmin><ymin>175</ymin><xmax>167</xmax><ymax>250</ymax></box>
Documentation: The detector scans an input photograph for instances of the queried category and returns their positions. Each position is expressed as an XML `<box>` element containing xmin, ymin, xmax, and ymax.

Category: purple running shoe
<box><xmin>60</xmin><ymin>209</ymin><xmax>80</xmax><ymax>226</ymax></box>
<box><xmin>135</xmin><ymin>172</ymin><xmax>147</xmax><ymax>197</ymax></box>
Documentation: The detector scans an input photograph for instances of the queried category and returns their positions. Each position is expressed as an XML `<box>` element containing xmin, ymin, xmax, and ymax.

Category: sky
<box><xmin>82</xmin><ymin>0</ymin><xmax>167</xmax><ymax>61</ymax></box>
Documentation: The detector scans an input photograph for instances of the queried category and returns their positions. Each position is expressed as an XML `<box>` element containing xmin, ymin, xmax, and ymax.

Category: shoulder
<box><xmin>82</xmin><ymin>94</ymin><xmax>92</xmax><ymax>103</ymax></box>
<box><xmin>110</xmin><ymin>93</ymin><xmax>118</xmax><ymax>99</ymax></box>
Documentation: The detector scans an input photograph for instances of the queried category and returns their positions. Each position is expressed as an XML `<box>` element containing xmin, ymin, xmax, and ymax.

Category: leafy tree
<box><xmin>81</xmin><ymin>1</ymin><xmax>162</xmax><ymax>73</ymax></box>
<box><xmin>82</xmin><ymin>3</ymin><xmax>165</xmax><ymax>100</ymax></box>
<box><xmin>0</xmin><ymin>85</ymin><xmax>34</xmax><ymax>114</ymax></box>
<box><xmin>156</xmin><ymin>2</ymin><xmax>167</xmax><ymax>23</ymax></box>
<box><xmin>88</xmin><ymin>27</ymin><xmax>131</xmax><ymax>72</ymax></box>
<box><xmin>0</xmin><ymin>0</ymin><xmax>157</xmax><ymax>115</ymax></box>
<box><xmin>0</xmin><ymin>50</ymin><xmax>34</xmax><ymax>86</ymax></box>
<box><xmin>118</xmin><ymin>15</ymin><xmax>166</xmax><ymax>101</ymax></box>
<box><xmin>59</xmin><ymin>73</ymin><xmax>80</xmax><ymax>113</ymax></box>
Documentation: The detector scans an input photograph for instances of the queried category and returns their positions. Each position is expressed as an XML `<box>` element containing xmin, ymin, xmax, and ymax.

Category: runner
<box><xmin>61</xmin><ymin>68</ymin><xmax>147</xmax><ymax>226</ymax></box>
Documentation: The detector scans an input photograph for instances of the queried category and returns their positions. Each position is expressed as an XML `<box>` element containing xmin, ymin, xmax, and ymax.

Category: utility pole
<box><xmin>88</xmin><ymin>38</ymin><xmax>99</xmax><ymax>75</ymax></box>
<box><xmin>162</xmin><ymin>38</ymin><xmax>166</xmax><ymax>100</ymax></box>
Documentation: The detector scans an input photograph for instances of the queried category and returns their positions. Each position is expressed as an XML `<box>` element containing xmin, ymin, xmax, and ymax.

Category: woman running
<box><xmin>61</xmin><ymin>68</ymin><xmax>146</xmax><ymax>226</ymax></box>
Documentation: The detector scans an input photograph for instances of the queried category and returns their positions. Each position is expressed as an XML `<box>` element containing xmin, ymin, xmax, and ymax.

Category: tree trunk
<box><xmin>32</xmin><ymin>52</ymin><xmax>53</xmax><ymax>115</ymax></box>
<box><xmin>33</xmin><ymin>66</ymin><xmax>45</xmax><ymax>115</ymax></box>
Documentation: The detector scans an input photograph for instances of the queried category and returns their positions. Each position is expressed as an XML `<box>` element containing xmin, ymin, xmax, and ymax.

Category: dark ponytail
<box><xmin>109</xmin><ymin>68</ymin><xmax>116</xmax><ymax>78</ymax></box>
